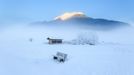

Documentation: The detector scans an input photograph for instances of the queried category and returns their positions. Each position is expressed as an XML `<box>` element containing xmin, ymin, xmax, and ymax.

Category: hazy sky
<box><xmin>0</xmin><ymin>0</ymin><xmax>133</xmax><ymax>24</ymax></box>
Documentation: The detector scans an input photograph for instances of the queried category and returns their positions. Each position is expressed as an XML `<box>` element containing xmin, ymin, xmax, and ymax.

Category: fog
<box><xmin>0</xmin><ymin>23</ymin><xmax>134</xmax><ymax>45</ymax></box>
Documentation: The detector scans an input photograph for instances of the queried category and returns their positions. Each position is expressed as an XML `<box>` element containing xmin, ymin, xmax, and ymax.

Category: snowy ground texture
<box><xmin>0</xmin><ymin>25</ymin><xmax>134</xmax><ymax>75</ymax></box>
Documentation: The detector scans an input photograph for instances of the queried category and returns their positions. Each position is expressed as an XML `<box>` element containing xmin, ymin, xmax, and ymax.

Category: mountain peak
<box><xmin>54</xmin><ymin>12</ymin><xmax>86</xmax><ymax>21</ymax></box>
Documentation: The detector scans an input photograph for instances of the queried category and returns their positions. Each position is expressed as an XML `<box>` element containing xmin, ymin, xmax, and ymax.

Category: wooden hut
<box><xmin>47</xmin><ymin>37</ymin><xmax>62</xmax><ymax>44</ymax></box>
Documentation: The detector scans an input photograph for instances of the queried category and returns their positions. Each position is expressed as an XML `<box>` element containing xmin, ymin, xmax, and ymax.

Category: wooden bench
<box><xmin>53</xmin><ymin>52</ymin><xmax>67</xmax><ymax>62</ymax></box>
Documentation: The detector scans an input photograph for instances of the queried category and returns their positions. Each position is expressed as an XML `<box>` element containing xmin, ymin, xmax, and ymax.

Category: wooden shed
<box><xmin>47</xmin><ymin>37</ymin><xmax>63</xmax><ymax>44</ymax></box>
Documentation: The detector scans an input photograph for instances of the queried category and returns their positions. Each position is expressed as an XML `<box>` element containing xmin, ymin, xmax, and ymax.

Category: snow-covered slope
<box><xmin>0</xmin><ymin>25</ymin><xmax>134</xmax><ymax>75</ymax></box>
<box><xmin>54</xmin><ymin>12</ymin><xmax>86</xmax><ymax>20</ymax></box>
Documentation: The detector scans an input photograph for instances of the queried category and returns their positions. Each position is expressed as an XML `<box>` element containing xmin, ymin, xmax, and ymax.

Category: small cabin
<box><xmin>53</xmin><ymin>52</ymin><xmax>67</xmax><ymax>62</ymax></box>
<box><xmin>47</xmin><ymin>37</ymin><xmax>62</xmax><ymax>44</ymax></box>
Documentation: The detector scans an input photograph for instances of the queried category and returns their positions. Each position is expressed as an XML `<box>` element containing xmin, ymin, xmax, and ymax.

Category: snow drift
<box><xmin>0</xmin><ymin>24</ymin><xmax>134</xmax><ymax>75</ymax></box>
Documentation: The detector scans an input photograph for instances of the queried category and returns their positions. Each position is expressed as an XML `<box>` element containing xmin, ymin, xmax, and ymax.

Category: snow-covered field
<box><xmin>0</xmin><ymin>25</ymin><xmax>134</xmax><ymax>75</ymax></box>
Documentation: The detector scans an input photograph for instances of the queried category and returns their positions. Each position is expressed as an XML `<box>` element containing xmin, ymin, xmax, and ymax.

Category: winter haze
<box><xmin>0</xmin><ymin>0</ymin><xmax>134</xmax><ymax>75</ymax></box>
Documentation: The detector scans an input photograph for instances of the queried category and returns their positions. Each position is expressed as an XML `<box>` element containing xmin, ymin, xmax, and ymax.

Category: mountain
<box><xmin>32</xmin><ymin>12</ymin><xmax>130</xmax><ymax>30</ymax></box>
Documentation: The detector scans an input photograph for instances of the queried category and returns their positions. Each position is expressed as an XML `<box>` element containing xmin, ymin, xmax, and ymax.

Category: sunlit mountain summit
<box><xmin>54</xmin><ymin>12</ymin><xmax>86</xmax><ymax>21</ymax></box>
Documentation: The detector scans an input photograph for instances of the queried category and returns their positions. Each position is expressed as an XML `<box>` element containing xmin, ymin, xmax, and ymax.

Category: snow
<box><xmin>0</xmin><ymin>25</ymin><xmax>134</xmax><ymax>75</ymax></box>
<box><xmin>54</xmin><ymin>12</ymin><xmax>85</xmax><ymax>20</ymax></box>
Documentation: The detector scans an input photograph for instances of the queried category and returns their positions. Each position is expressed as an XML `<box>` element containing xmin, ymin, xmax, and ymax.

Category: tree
<box><xmin>72</xmin><ymin>32</ymin><xmax>98</xmax><ymax>45</ymax></box>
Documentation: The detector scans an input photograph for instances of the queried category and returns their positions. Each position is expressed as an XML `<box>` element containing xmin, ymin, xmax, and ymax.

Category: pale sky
<box><xmin>0</xmin><ymin>0</ymin><xmax>133</xmax><ymax>24</ymax></box>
